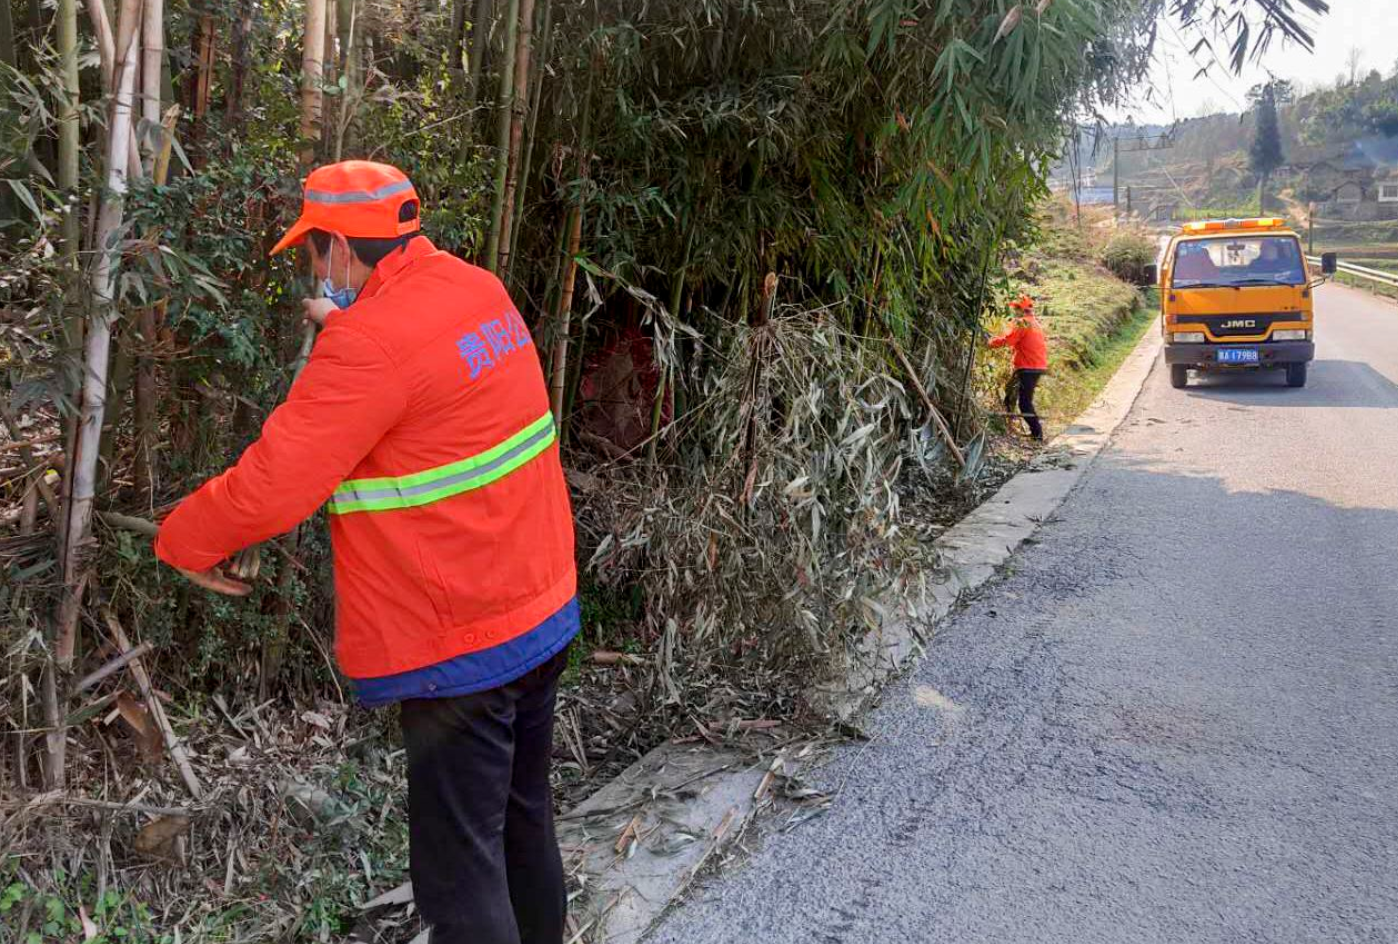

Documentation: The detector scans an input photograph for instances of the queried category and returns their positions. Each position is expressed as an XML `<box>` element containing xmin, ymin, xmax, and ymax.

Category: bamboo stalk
<box><xmin>484</xmin><ymin>0</ymin><xmax>519</xmax><ymax>272</ymax></box>
<box><xmin>549</xmin><ymin>204</ymin><xmax>582</xmax><ymax>421</ymax></box>
<box><xmin>83</xmin><ymin>0</ymin><xmax>114</xmax><ymax>89</ymax></box>
<box><xmin>7</xmin><ymin>794</ymin><xmax>192</xmax><ymax>817</ymax></box>
<box><xmin>456</xmin><ymin>0</ymin><xmax>495</xmax><ymax>168</ymax></box>
<box><xmin>956</xmin><ymin>207</ymin><xmax>1011</xmax><ymax>439</ymax></box>
<box><xmin>262</xmin><ymin>1</ymin><xmax>331</xmax><ymax>697</ymax></box>
<box><xmin>449</xmin><ymin>0</ymin><xmax>469</xmax><ymax>87</ymax></box>
<box><xmin>322</xmin><ymin>0</ymin><xmax>338</xmax><ymax>153</ymax></box>
<box><xmin>139</xmin><ymin>0</ymin><xmax>162</xmax><ymax>172</ymax></box>
<box><xmin>646</xmin><ymin>365</ymin><xmax>668</xmax><ymax>466</ymax></box>
<box><xmin>98</xmin><ymin>329</ymin><xmax>133</xmax><ymax>488</ymax></box>
<box><xmin>494</xmin><ymin>0</ymin><xmax>536</xmax><ymax>282</ymax></box>
<box><xmin>542</xmin><ymin>185</ymin><xmax>569</xmax><ymax>313</ymax></box>
<box><xmin>57</xmin><ymin>0</ymin><xmax>81</xmax><ymax>357</ymax></box>
<box><xmin>20</xmin><ymin>474</ymin><xmax>39</xmax><ymax>533</ymax></box>
<box><xmin>886</xmin><ymin>331</ymin><xmax>966</xmax><ymax>470</ymax></box>
<box><xmin>103</xmin><ymin>609</ymin><xmax>203</xmax><ymax>799</ymax></box>
<box><xmin>298</xmin><ymin>0</ymin><xmax>328</xmax><ymax>166</ymax></box>
<box><xmin>23</xmin><ymin>0</ymin><xmax>38</xmax><ymax>58</ymax></box>
<box><xmin>647</xmin><ymin>229</ymin><xmax>691</xmax><ymax>465</ymax></box>
<box><xmin>133</xmin><ymin>107</ymin><xmax>178</xmax><ymax>495</ymax></box>
<box><xmin>333</xmin><ymin>0</ymin><xmax>359</xmax><ymax>161</ymax></box>
<box><xmin>463</xmin><ymin>0</ymin><xmax>493</xmax><ymax>119</ymax></box>
<box><xmin>506</xmin><ymin>0</ymin><xmax>550</xmax><ymax>281</ymax></box>
<box><xmin>56</xmin><ymin>0</ymin><xmax>143</xmax><ymax>668</ymax></box>
<box><xmin>72</xmin><ymin>641</ymin><xmax>153</xmax><ymax>693</ymax></box>
<box><xmin>180</xmin><ymin>8</ymin><xmax>214</xmax><ymax>167</ymax></box>
<box><xmin>225</xmin><ymin>0</ymin><xmax>254</xmax><ymax>125</ymax></box>
<box><xmin>112</xmin><ymin>0</ymin><xmax>139</xmax><ymax>76</ymax></box>
<box><xmin>256</xmin><ymin>320</ymin><xmax>319</xmax><ymax>696</ymax></box>
<box><xmin>0</xmin><ymin>0</ymin><xmax>15</xmax><ymax>69</ymax></box>
<box><xmin>81</xmin><ymin>0</ymin><xmax>142</xmax><ymax>181</ymax></box>
<box><xmin>194</xmin><ymin>17</ymin><xmax>214</xmax><ymax>118</ymax></box>
<box><xmin>548</xmin><ymin>54</ymin><xmax>594</xmax><ymax>423</ymax></box>
<box><xmin>41</xmin><ymin>658</ymin><xmax>64</xmax><ymax>790</ymax></box>
<box><xmin>98</xmin><ymin>510</ymin><xmax>159</xmax><ymax>536</ymax></box>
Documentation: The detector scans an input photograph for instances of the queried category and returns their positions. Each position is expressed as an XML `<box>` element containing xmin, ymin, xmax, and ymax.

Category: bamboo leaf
<box><xmin>6</xmin><ymin>180</ymin><xmax>43</xmax><ymax>220</ymax></box>
<box><xmin>167</xmin><ymin>133</ymin><xmax>194</xmax><ymax>174</ymax></box>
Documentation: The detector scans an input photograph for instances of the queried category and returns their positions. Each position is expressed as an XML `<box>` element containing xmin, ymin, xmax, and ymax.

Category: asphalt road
<box><xmin>647</xmin><ymin>283</ymin><xmax>1398</xmax><ymax>944</ymax></box>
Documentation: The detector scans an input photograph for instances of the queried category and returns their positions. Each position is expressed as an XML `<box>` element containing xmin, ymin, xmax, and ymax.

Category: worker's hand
<box><xmin>176</xmin><ymin>564</ymin><xmax>253</xmax><ymax>597</ymax></box>
<box><xmin>301</xmin><ymin>297</ymin><xmax>338</xmax><ymax>328</ymax></box>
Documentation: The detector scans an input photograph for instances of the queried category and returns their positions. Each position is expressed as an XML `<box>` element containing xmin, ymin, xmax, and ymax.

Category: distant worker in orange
<box><xmin>988</xmin><ymin>294</ymin><xmax>1049</xmax><ymax>441</ymax></box>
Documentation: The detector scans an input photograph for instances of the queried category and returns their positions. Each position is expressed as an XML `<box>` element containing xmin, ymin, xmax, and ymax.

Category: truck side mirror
<box><xmin>1143</xmin><ymin>264</ymin><xmax>1158</xmax><ymax>286</ymax></box>
<box><xmin>1321</xmin><ymin>252</ymin><xmax>1338</xmax><ymax>275</ymax></box>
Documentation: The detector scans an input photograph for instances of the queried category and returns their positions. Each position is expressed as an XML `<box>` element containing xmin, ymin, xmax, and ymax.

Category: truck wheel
<box><xmin>1170</xmin><ymin>364</ymin><xmax>1189</xmax><ymax>389</ymax></box>
<box><xmin>1286</xmin><ymin>363</ymin><xmax>1307</xmax><ymax>388</ymax></box>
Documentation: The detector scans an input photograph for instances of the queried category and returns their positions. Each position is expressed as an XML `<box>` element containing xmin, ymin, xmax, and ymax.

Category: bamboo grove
<box><xmin>1</xmin><ymin>0</ymin><xmax>1322</xmax><ymax>789</ymax></box>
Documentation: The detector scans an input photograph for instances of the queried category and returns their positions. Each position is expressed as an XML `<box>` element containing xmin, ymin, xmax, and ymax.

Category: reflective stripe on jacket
<box><xmin>988</xmin><ymin>314</ymin><xmax>1049</xmax><ymax>370</ymax></box>
<box><xmin>155</xmin><ymin>237</ymin><xmax>577</xmax><ymax>679</ymax></box>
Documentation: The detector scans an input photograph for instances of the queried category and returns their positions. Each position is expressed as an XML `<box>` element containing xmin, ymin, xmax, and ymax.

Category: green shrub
<box><xmin>1100</xmin><ymin>230</ymin><xmax>1157</xmax><ymax>285</ymax></box>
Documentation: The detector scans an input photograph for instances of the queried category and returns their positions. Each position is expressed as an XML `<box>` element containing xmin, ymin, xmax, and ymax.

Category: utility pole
<box><xmin>1070</xmin><ymin>126</ymin><xmax>1083</xmax><ymax>227</ymax></box>
<box><xmin>1112</xmin><ymin>136</ymin><xmax>1119</xmax><ymax>220</ymax></box>
<box><xmin>1308</xmin><ymin>202</ymin><xmax>1315</xmax><ymax>255</ymax></box>
<box><xmin>1113</xmin><ymin>131</ymin><xmax>1174</xmax><ymax>222</ymax></box>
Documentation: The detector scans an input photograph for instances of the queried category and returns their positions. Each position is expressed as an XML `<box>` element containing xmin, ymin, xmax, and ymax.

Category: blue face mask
<box><xmin>319</xmin><ymin>240</ymin><xmax>359</xmax><ymax>310</ymax></box>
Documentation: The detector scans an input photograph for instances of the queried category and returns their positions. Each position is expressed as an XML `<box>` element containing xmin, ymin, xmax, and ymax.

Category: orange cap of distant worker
<box><xmin>269</xmin><ymin>160</ymin><xmax>421</xmax><ymax>256</ymax></box>
<box><xmin>1008</xmin><ymin>293</ymin><xmax>1035</xmax><ymax>312</ymax></box>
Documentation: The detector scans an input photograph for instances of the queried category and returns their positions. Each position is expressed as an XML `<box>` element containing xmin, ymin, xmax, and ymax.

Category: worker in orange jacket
<box><xmin>988</xmin><ymin>294</ymin><xmax>1049</xmax><ymax>441</ymax></box>
<box><xmin>155</xmin><ymin>161</ymin><xmax>577</xmax><ymax>944</ymax></box>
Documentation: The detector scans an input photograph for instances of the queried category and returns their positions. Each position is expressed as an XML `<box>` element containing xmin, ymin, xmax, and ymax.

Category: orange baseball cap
<box><xmin>270</xmin><ymin>160</ymin><xmax>421</xmax><ymax>256</ymax></box>
<box><xmin>1008</xmin><ymin>293</ymin><xmax>1035</xmax><ymax>311</ymax></box>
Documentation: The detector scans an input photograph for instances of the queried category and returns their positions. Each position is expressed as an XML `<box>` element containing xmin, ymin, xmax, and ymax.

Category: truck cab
<box><xmin>1155</xmin><ymin>218</ymin><xmax>1333</xmax><ymax>389</ymax></box>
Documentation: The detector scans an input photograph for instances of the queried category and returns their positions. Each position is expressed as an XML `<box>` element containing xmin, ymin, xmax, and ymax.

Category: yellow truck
<box><xmin>1151</xmin><ymin>218</ymin><xmax>1335</xmax><ymax>389</ymax></box>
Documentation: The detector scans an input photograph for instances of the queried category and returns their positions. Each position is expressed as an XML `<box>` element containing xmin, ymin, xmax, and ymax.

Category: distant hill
<box><xmin>1052</xmin><ymin>69</ymin><xmax>1398</xmax><ymax>222</ymax></box>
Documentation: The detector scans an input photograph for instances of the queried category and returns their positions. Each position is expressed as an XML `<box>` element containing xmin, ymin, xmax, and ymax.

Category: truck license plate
<box><xmin>1217</xmin><ymin>349</ymin><xmax>1259</xmax><ymax>364</ymax></box>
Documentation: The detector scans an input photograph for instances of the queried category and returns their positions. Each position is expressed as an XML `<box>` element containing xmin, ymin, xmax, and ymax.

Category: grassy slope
<box><xmin>1045</xmin><ymin>298</ymin><xmax>1156</xmax><ymax>427</ymax></box>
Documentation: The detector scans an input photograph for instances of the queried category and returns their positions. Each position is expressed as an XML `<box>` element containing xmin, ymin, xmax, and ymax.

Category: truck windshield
<box><xmin>1171</xmin><ymin>236</ymin><xmax>1306</xmax><ymax>288</ymax></box>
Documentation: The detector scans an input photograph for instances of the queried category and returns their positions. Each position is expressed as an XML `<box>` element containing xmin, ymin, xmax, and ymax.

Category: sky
<box><xmin>1112</xmin><ymin>1</ymin><xmax>1398</xmax><ymax>124</ymax></box>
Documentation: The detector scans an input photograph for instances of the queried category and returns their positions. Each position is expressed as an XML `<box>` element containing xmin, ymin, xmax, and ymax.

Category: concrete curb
<box><xmin>559</xmin><ymin>324</ymin><xmax>1164</xmax><ymax>941</ymax></box>
<box><xmin>557</xmin><ymin>743</ymin><xmax>769</xmax><ymax>943</ymax></box>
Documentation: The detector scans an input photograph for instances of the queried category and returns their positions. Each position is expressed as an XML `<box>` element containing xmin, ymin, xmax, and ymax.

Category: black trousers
<box><xmin>400</xmin><ymin>647</ymin><xmax>570</xmax><ymax>944</ymax></box>
<box><xmin>1003</xmin><ymin>368</ymin><xmax>1045</xmax><ymax>440</ymax></box>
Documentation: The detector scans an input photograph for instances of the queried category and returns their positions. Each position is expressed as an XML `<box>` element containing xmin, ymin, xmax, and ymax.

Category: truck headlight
<box><xmin>1171</xmin><ymin>332</ymin><xmax>1206</xmax><ymax>343</ymax></box>
<box><xmin>1272</xmin><ymin>329</ymin><xmax>1310</xmax><ymax>341</ymax></box>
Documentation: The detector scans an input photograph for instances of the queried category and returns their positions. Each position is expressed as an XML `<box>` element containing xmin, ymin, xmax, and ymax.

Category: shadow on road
<box><xmin>1183</xmin><ymin>359</ymin><xmax>1398</xmax><ymax>408</ymax></box>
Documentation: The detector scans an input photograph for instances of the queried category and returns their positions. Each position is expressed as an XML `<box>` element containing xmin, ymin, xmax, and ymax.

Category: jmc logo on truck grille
<box><xmin>1199</xmin><ymin>314</ymin><xmax>1281</xmax><ymax>336</ymax></box>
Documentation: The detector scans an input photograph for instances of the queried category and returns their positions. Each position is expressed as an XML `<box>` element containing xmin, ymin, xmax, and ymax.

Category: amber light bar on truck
<box><xmin>1180</xmin><ymin>218</ymin><xmax>1287</xmax><ymax>234</ymax></box>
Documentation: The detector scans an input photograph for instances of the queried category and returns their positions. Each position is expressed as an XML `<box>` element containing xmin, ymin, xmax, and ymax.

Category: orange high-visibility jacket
<box><xmin>155</xmin><ymin>237</ymin><xmax>576</xmax><ymax>679</ymax></box>
<box><xmin>988</xmin><ymin>314</ymin><xmax>1049</xmax><ymax>371</ymax></box>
